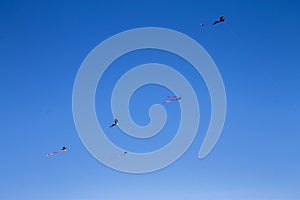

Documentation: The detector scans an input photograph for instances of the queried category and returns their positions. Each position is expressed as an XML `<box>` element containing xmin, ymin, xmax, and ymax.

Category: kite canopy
<box><xmin>114</xmin><ymin>118</ymin><xmax>118</xmax><ymax>124</ymax></box>
<box><xmin>109</xmin><ymin>118</ymin><xmax>119</xmax><ymax>128</ymax></box>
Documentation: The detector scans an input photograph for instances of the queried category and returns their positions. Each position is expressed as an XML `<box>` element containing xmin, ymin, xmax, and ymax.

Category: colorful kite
<box><xmin>46</xmin><ymin>147</ymin><xmax>67</xmax><ymax>157</ymax></box>
<box><xmin>201</xmin><ymin>16</ymin><xmax>225</xmax><ymax>26</ymax></box>
<box><xmin>162</xmin><ymin>96</ymin><xmax>182</xmax><ymax>104</ymax></box>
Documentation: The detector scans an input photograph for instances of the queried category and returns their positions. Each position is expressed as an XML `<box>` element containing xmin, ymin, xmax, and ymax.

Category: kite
<box><xmin>162</xmin><ymin>96</ymin><xmax>182</xmax><ymax>104</ymax></box>
<box><xmin>109</xmin><ymin>118</ymin><xmax>118</xmax><ymax>128</ymax></box>
<box><xmin>201</xmin><ymin>16</ymin><xmax>225</xmax><ymax>26</ymax></box>
<box><xmin>110</xmin><ymin>151</ymin><xmax>128</xmax><ymax>160</ymax></box>
<box><xmin>46</xmin><ymin>147</ymin><xmax>67</xmax><ymax>157</ymax></box>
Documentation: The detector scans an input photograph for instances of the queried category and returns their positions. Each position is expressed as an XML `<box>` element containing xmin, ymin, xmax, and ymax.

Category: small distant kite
<box><xmin>46</xmin><ymin>147</ymin><xmax>67</xmax><ymax>157</ymax></box>
<box><xmin>109</xmin><ymin>118</ymin><xmax>118</xmax><ymax>128</ymax></box>
<box><xmin>110</xmin><ymin>151</ymin><xmax>128</xmax><ymax>160</ymax></box>
<box><xmin>162</xmin><ymin>96</ymin><xmax>182</xmax><ymax>104</ymax></box>
<box><xmin>201</xmin><ymin>16</ymin><xmax>225</xmax><ymax>26</ymax></box>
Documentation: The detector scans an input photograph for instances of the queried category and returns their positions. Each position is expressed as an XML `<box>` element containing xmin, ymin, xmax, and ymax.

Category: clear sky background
<box><xmin>1</xmin><ymin>0</ymin><xmax>300</xmax><ymax>199</ymax></box>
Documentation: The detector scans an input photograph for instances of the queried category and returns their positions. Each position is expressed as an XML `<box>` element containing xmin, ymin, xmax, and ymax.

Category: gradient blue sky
<box><xmin>1</xmin><ymin>0</ymin><xmax>300</xmax><ymax>199</ymax></box>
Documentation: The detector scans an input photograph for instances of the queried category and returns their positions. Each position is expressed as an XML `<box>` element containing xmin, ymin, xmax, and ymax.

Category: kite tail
<box><xmin>46</xmin><ymin>150</ymin><xmax>64</xmax><ymax>157</ymax></box>
<box><xmin>110</xmin><ymin>152</ymin><xmax>127</xmax><ymax>160</ymax></box>
<box><xmin>46</xmin><ymin>152</ymin><xmax>58</xmax><ymax>157</ymax></box>
<box><xmin>162</xmin><ymin>100</ymin><xmax>174</xmax><ymax>104</ymax></box>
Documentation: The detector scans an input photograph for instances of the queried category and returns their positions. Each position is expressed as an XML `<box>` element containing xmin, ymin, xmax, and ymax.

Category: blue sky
<box><xmin>1</xmin><ymin>0</ymin><xmax>300</xmax><ymax>199</ymax></box>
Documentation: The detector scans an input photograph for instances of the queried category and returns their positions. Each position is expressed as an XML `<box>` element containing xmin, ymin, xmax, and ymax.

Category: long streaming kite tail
<box><xmin>46</xmin><ymin>150</ymin><xmax>64</xmax><ymax>157</ymax></box>
<box><xmin>46</xmin><ymin>152</ymin><xmax>58</xmax><ymax>157</ymax></box>
<box><xmin>167</xmin><ymin>96</ymin><xmax>177</xmax><ymax>98</ymax></box>
<box><xmin>162</xmin><ymin>100</ymin><xmax>174</xmax><ymax>104</ymax></box>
